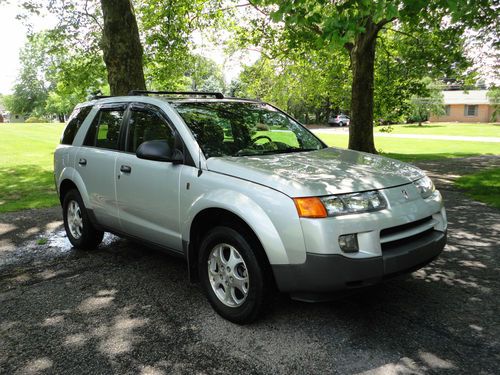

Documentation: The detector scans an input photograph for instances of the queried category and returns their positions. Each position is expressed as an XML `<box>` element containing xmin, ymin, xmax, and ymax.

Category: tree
<box><xmin>236</xmin><ymin>48</ymin><xmax>351</xmax><ymax>124</ymax></box>
<box><xmin>409</xmin><ymin>79</ymin><xmax>446</xmax><ymax>126</ymax></box>
<box><xmin>100</xmin><ymin>0</ymin><xmax>146</xmax><ymax>95</ymax></box>
<box><xmin>185</xmin><ymin>55</ymin><xmax>225</xmax><ymax>92</ymax></box>
<box><xmin>3</xmin><ymin>32</ymin><xmax>54</xmax><ymax>115</ymax></box>
<box><xmin>14</xmin><ymin>0</ymin><xmax>224</xmax><ymax>95</ymax></box>
<box><xmin>373</xmin><ymin>25</ymin><xmax>471</xmax><ymax>124</ymax></box>
<box><xmin>487</xmin><ymin>87</ymin><xmax>500</xmax><ymax>122</ymax></box>
<box><xmin>253</xmin><ymin>0</ymin><xmax>498</xmax><ymax>153</ymax></box>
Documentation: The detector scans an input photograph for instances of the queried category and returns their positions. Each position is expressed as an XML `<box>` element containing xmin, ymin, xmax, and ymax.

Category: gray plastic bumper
<box><xmin>272</xmin><ymin>230</ymin><xmax>446</xmax><ymax>300</ymax></box>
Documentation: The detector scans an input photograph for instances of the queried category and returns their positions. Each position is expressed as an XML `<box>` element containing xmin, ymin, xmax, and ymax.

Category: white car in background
<box><xmin>328</xmin><ymin>114</ymin><xmax>350</xmax><ymax>126</ymax></box>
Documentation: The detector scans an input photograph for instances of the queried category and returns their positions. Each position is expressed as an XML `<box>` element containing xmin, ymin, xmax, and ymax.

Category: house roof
<box><xmin>442</xmin><ymin>90</ymin><xmax>490</xmax><ymax>105</ymax></box>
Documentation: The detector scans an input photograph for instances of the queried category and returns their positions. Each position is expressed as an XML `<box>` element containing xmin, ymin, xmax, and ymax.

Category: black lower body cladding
<box><xmin>272</xmin><ymin>230</ymin><xmax>446</xmax><ymax>302</ymax></box>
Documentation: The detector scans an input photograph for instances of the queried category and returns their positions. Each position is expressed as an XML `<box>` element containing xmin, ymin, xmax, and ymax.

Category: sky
<box><xmin>0</xmin><ymin>2</ymin><xmax>58</xmax><ymax>94</ymax></box>
<box><xmin>0</xmin><ymin>4</ymin><xmax>28</xmax><ymax>94</ymax></box>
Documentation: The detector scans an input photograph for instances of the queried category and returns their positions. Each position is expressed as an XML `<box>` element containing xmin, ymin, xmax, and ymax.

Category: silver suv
<box><xmin>54</xmin><ymin>91</ymin><xmax>447</xmax><ymax>323</ymax></box>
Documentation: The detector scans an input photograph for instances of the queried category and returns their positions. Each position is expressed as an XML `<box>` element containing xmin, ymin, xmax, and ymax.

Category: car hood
<box><xmin>206</xmin><ymin>148</ymin><xmax>425</xmax><ymax>197</ymax></box>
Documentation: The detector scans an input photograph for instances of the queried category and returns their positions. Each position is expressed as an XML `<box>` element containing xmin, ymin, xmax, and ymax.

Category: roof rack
<box><xmin>128</xmin><ymin>90</ymin><xmax>224</xmax><ymax>99</ymax></box>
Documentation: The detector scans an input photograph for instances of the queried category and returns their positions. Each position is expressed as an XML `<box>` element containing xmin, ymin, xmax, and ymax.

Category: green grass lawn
<box><xmin>0</xmin><ymin>122</ymin><xmax>499</xmax><ymax>213</ymax></box>
<box><xmin>317</xmin><ymin>134</ymin><xmax>500</xmax><ymax>162</ymax></box>
<box><xmin>374</xmin><ymin>123</ymin><xmax>500</xmax><ymax>137</ymax></box>
<box><xmin>0</xmin><ymin>123</ymin><xmax>65</xmax><ymax>212</ymax></box>
<box><xmin>455</xmin><ymin>168</ymin><xmax>500</xmax><ymax>209</ymax></box>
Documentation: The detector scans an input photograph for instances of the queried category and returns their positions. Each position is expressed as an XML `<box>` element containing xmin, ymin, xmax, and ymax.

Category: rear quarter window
<box><xmin>61</xmin><ymin>106</ymin><xmax>93</xmax><ymax>145</ymax></box>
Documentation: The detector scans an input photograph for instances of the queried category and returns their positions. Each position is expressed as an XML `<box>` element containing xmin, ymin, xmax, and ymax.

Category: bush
<box><xmin>25</xmin><ymin>117</ymin><xmax>47</xmax><ymax>123</ymax></box>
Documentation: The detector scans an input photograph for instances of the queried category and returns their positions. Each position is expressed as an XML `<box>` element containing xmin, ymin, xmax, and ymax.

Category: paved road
<box><xmin>1</xmin><ymin>156</ymin><xmax>499</xmax><ymax>375</ymax></box>
<box><xmin>312</xmin><ymin>127</ymin><xmax>500</xmax><ymax>142</ymax></box>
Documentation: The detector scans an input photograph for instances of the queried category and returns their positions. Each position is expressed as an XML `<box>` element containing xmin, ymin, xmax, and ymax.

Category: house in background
<box><xmin>429</xmin><ymin>90</ymin><xmax>498</xmax><ymax>123</ymax></box>
<box><xmin>7</xmin><ymin>113</ymin><xmax>26</xmax><ymax>123</ymax></box>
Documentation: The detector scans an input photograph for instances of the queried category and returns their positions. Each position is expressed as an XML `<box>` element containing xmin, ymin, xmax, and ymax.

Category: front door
<box><xmin>115</xmin><ymin>104</ymin><xmax>183</xmax><ymax>252</ymax></box>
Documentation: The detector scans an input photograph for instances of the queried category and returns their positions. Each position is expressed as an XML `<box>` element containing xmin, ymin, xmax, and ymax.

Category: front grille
<box><xmin>381</xmin><ymin>228</ymin><xmax>435</xmax><ymax>252</ymax></box>
<box><xmin>380</xmin><ymin>216</ymin><xmax>433</xmax><ymax>237</ymax></box>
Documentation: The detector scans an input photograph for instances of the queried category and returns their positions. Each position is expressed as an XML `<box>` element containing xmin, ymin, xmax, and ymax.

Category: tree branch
<box><xmin>376</xmin><ymin>17</ymin><xmax>396</xmax><ymax>31</ymax></box>
<box><xmin>384</xmin><ymin>27</ymin><xmax>419</xmax><ymax>41</ymax></box>
<box><xmin>83</xmin><ymin>0</ymin><xmax>103</xmax><ymax>31</ymax></box>
<box><xmin>247</xmin><ymin>0</ymin><xmax>270</xmax><ymax>17</ymax></box>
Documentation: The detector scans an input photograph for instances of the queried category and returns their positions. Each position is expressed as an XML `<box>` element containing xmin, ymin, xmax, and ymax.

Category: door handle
<box><xmin>120</xmin><ymin>165</ymin><xmax>132</xmax><ymax>173</ymax></box>
<box><xmin>78</xmin><ymin>158</ymin><xmax>87</xmax><ymax>166</ymax></box>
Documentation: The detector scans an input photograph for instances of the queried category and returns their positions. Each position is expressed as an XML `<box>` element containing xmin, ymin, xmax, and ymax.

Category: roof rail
<box><xmin>128</xmin><ymin>90</ymin><xmax>224</xmax><ymax>99</ymax></box>
<box><xmin>224</xmin><ymin>96</ymin><xmax>262</xmax><ymax>102</ymax></box>
<box><xmin>89</xmin><ymin>90</ymin><xmax>113</xmax><ymax>100</ymax></box>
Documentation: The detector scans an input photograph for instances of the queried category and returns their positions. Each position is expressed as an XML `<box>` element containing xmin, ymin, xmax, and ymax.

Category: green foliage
<box><xmin>3</xmin><ymin>32</ymin><xmax>53</xmax><ymax>115</ymax></box>
<box><xmin>487</xmin><ymin>87</ymin><xmax>500</xmax><ymax>121</ymax></box>
<box><xmin>185</xmin><ymin>55</ymin><xmax>225</xmax><ymax>92</ymax></box>
<box><xmin>25</xmin><ymin>117</ymin><xmax>47</xmax><ymax>123</ymax></box>
<box><xmin>11</xmin><ymin>0</ymin><xmax>225</xmax><ymax>112</ymax></box>
<box><xmin>137</xmin><ymin>0</ymin><xmax>226</xmax><ymax>89</ymax></box>
<box><xmin>236</xmin><ymin>49</ymin><xmax>351</xmax><ymax>123</ymax></box>
<box><xmin>409</xmin><ymin>78</ymin><xmax>445</xmax><ymax>124</ymax></box>
<box><xmin>4</xmin><ymin>28</ymin><xmax>107</xmax><ymax>118</ymax></box>
<box><xmin>374</xmin><ymin>26</ymin><xmax>471</xmax><ymax>123</ymax></box>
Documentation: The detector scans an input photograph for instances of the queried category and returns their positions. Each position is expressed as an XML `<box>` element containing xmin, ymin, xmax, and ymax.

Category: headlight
<box><xmin>413</xmin><ymin>176</ymin><xmax>435</xmax><ymax>199</ymax></box>
<box><xmin>320</xmin><ymin>191</ymin><xmax>387</xmax><ymax>216</ymax></box>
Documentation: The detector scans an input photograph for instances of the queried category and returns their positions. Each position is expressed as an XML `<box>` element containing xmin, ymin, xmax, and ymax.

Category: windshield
<box><xmin>171</xmin><ymin>101</ymin><xmax>325</xmax><ymax>158</ymax></box>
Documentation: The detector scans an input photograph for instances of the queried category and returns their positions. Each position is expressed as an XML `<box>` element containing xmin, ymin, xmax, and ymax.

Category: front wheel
<box><xmin>339</xmin><ymin>121</ymin><xmax>344</xmax><ymax>127</ymax></box>
<box><xmin>63</xmin><ymin>189</ymin><xmax>104</xmax><ymax>250</ymax></box>
<box><xmin>198</xmin><ymin>226</ymin><xmax>271</xmax><ymax>324</ymax></box>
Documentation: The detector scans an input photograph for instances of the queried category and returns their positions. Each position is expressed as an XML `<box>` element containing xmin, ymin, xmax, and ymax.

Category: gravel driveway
<box><xmin>1</xmin><ymin>156</ymin><xmax>499</xmax><ymax>375</ymax></box>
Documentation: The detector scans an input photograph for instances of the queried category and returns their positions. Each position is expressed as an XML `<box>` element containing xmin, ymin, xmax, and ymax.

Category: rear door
<box><xmin>76</xmin><ymin>104</ymin><xmax>126</xmax><ymax>229</ymax></box>
<box><xmin>114</xmin><ymin>104</ymin><xmax>183</xmax><ymax>252</ymax></box>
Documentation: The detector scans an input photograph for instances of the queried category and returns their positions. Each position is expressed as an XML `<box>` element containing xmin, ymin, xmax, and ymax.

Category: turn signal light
<box><xmin>293</xmin><ymin>197</ymin><xmax>328</xmax><ymax>218</ymax></box>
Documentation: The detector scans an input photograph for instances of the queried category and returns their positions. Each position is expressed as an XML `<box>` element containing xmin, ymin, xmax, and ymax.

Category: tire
<box><xmin>63</xmin><ymin>189</ymin><xmax>104</xmax><ymax>250</ymax></box>
<box><xmin>198</xmin><ymin>226</ymin><xmax>271</xmax><ymax>324</ymax></box>
<box><xmin>339</xmin><ymin>122</ymin><xmax>344</xmax><ymax>127</ymax></box>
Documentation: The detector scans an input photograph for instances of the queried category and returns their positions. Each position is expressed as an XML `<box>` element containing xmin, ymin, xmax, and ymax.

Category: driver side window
<box><xmin>126</xmin><ymin>108</ymin><xmax>175</xmax><ymax>153</ymax></box>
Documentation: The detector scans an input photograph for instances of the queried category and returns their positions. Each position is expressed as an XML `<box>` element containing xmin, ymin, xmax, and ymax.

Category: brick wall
<box><xmin>429</xmin><ymin>104</ymin><xmax>494</xmax><ymax>122</ymax></box>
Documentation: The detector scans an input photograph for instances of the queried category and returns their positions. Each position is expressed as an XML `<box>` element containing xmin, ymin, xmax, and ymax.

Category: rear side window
<box><xmin>84</xmin><ymin>107</ymin><xmax>125</xmax><ymax>150</ymax></box>
<box><xmin>61</xmin><ymin>106</ymin><xmax>92</xmax><ymax>145</ymax></box>
<box><xmin>126</xmin><ymin>108</ymin><xmax>175</xmax><ymax>152</ymax></box>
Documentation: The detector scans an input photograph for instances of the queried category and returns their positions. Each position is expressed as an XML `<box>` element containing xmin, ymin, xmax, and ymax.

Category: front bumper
<box><xmin>272</xmin><ymin>229</ymin><xmax>446</xmax><ymax>301</ymax></box>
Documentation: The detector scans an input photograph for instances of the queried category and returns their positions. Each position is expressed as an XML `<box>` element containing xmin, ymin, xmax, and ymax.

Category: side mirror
<box><xmin>136</xmin><ymin>140</ymin><xmax>183</xmax><ymax>164</ymax></box>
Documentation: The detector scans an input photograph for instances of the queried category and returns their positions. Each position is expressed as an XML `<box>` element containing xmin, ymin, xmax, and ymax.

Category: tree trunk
<box><xmin>347</xmin><ymin>18</ymin><xmax>379</xmax><ymax>154</ymax></box>
<box><xmin>100</xmin><ymin>0</ymin><xmax>146</xmax><ymax>95</ymax></box>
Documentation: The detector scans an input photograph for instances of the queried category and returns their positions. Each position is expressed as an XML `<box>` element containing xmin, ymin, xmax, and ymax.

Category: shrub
<box><xmin>25</xmin><ymin>117</ymin><xmax>47</xmax><ymax>123</ymax></box>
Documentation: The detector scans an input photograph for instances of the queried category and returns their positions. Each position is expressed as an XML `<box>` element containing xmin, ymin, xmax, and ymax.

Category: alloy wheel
<box><xmin>67</xmin><ymin>200</ymin><xmax>83</xmax><ymax>239</ymax></box>
<box><xmin>207</xmin><ymin>243</ymin><xmax>249</xmax><ymax>307</ymax></box>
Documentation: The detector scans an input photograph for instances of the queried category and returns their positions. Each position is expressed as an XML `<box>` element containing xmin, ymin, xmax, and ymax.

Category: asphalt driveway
<box><xmin>0</xmin><ymin>156</ymin><xmax>499</xmax><ymax>375</ymax></box>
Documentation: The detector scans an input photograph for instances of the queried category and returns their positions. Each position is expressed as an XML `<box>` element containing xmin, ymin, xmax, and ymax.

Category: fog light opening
<box><xmin>339</xmin><ymin>234</ymin><xmax>359</xmax><ymax>253</ymax></box>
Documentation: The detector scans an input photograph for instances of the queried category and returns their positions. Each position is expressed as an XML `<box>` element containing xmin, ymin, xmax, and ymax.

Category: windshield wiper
<box><xmin>261</xmin><ymin>148</ymin><xmax>317</xmax><ymax>155</ymax></box>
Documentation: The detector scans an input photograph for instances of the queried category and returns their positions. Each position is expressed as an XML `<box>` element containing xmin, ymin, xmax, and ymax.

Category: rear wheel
<box><xmin>63</xmin><ymin>189</ymin><xmax>104</xmax><ymax>250</ymax></box>
<box><xmin>198</xmin><ymin>226</ymin><xmax>271</xmax><ymax>324</ymax></box>
<box><xmin>339</xmin><ymin>121</ymin><xmax>344</xmax><ymax>127</ymax></box>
